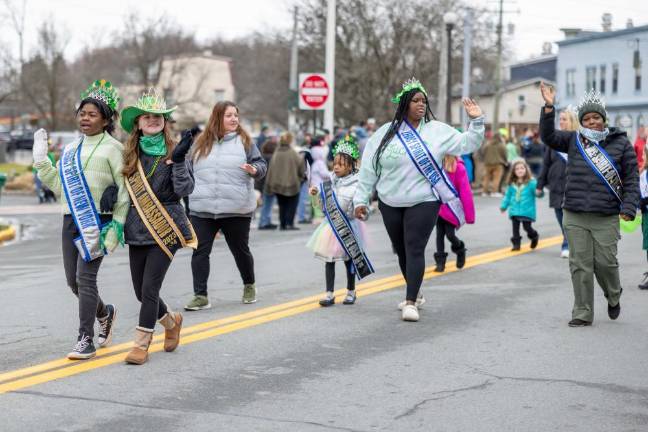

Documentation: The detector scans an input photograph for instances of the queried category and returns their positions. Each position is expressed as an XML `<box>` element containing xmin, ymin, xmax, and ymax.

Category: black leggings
<box><xmin>276</xmin><ymin>193</ymin><xmax>299</xmax><ymax>228</ymax></box>
<box><xmin>379</xmin><ymin>200</ymin><xmax>440</xmax><ymax>302</ymax></box>
<box><xmin>435</xmin><ymin>218</ymin><xmax>462</xmax><ymax>253</ymax></box>
<box><xmin>129</xmin><ymin>244</ymin><xmax>174</xmax><ymax>330</ymax></box>
<box><xmin>325</xmin><ymin>260</ymin><xmax>355</xmax><ymax>292</ymax></box>
<box><xmin>191</xmin><ymin>215</ymin><xmax>255</xmax><ymax>296</ymax></box>
<box><xmin>512</xmin><ymin>217</ymin><xmax>538</xmax><ymax>239</ymax></box>
<box><xmin>62</xmin><ymin>215</ymin><xmax>110</xmax><ymax>338</ymax></box>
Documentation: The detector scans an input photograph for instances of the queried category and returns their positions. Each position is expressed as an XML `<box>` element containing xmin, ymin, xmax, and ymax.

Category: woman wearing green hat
<box><xmin>32</xmin><ymin>80</ymin><xmax>127</xmax><ymax>359</ymax></box>
<box><xmin>120</xmin><ymin>89</ymin><xmax>197</xmax><ymax>364</ymax></box>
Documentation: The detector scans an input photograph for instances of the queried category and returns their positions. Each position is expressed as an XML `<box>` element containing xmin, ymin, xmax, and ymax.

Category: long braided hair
<box><xmin>372</xmin><ymin>90</ymin><xmax>435</xmax><ymax>175</ymax></box>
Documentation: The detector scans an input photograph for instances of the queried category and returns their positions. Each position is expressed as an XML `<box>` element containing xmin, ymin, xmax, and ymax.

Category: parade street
<box><xmin>1</xmin><ymin>194</ymin><xmax>647</xmax><ymax>432</ymax></box>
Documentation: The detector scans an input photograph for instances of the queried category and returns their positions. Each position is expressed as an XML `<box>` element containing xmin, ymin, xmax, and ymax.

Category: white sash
<box><xmin>574</xmin><ymin>132</ymin><xmax>622</xmax><ymax>203</ymax></box>
<box><xmin>640</xmin><ymin>170</ymin><xmax>648</xmax><ymax>200</ymax></box>
<box><xmin>60</xmin><ymin>140</ymin><xmax>105</xmax><ymax>262</ymax></box>
<box><xmin>557</xmin><ymin>151</ymin><xmax>568</xmax><ymax>162</ymax></box>
<box><xmin>396</xmin><ymin>120</ymin><xmax>466</xmax><ymax>226</ymax></box>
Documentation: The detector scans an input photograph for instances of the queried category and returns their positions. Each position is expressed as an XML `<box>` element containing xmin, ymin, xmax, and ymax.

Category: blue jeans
<box><xmin>258</xmin><ymin>193</ymin><xmax>275</xmax><ymax>227</ymax></box>
<box><xmin>554</xmin><ymin>208</ymin><xmax>568</xmax><ymax>250</ymax></box>
<box><xmin>296</xmin><ymin>182</ymin><xmax>311</xmax><ymax>222</ymax></box>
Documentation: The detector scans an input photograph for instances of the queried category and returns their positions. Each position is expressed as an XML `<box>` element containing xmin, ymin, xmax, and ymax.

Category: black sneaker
<box><xmin>608</xmin><ymin>302</ymin><xmax>621</xmax><ymax>320</ymax></box>
<box><xmin>259</xmin><ymin>224</ymin><xmax>278</xmax><ymax>230</ymax></box>
<box><xmin>319</xmin><ymin>294</ymin><xmax>335</xmax><ymax>307</ymax></box>
<box><xmin>97</xmin><ymin>304</ymin><xmax>116</xmax><ymax>348</ymax></box>
<box><xmin>530</xmin><ymin>234</ymin><xmax>539</xmax><ymax>249</ymax></box>
<box><xmin>638</xmin><ymin>272</ymin><xmax>648</xmax><ymax>289</ymax></box>
<box><xmin>67</xmin><ymin>334</ymin><xmax>96</xmax><ymax>360</ymax></box>
<box><xmin>568</xmin><ymin>319</ymin><xmax>592</xmax><ymax>327</ymax></box>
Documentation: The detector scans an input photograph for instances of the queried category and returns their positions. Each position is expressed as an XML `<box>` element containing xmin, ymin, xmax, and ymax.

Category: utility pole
<box><xmin>461</xmin><ymin>9</ymin><xmax>473</xmax><ymax>128</ymax></box>
<box><xmin>436</xmin><ymin>24</ymin><xmax>448</xmax><ymax>122</ymax></box>
<box><xmin>492</xmin><ymin>0</ymin><xmax>504</xmax><ymax>133</ymax></box>
<box><xmin>323</xmin><ymin>0</ymin><xmax>336</xmax><ymax>134</ymax></box>
<box><xmin>288</xmin><ymin>6</ymin><xmax>299</xmax><ymax>133</ymax></box>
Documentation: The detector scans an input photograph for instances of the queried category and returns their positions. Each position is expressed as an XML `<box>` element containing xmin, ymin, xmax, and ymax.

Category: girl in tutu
<box><xmin>307</xmin><ymin>135</ymin><xmax>368</xmax><ymax>306</ymax></box>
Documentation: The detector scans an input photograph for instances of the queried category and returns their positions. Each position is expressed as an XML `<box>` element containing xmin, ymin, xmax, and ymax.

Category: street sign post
<box><xmin>299</xmin><ymin>73</ymin><xmax>330</xmax><ymax>110</ymax></box>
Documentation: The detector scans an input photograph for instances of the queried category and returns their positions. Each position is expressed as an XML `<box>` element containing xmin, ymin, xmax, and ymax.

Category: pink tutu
<box><xmin>306</xmin><ymin>219</ymin><xmax>368</xmax><ymax>262</ymax></box>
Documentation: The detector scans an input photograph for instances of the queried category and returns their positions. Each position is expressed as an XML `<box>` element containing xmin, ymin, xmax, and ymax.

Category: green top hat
<box><xmin>120</xmin><ymin>88</ymin><xmax>177</xmax><ymax>133</ymax></box>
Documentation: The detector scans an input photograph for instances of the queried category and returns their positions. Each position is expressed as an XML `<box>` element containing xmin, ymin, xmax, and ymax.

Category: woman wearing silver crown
<box><xmin>539</xmin><ymin>83</ymin><xmax>639</xmax><ymax>327</ymax></box>
<box><xmin>353</xmin><ymin>78</ymin><xmax>485</xmax><ymax>322</ymax></box>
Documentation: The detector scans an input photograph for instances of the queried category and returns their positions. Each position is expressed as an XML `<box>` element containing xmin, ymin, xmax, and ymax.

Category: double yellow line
<box><xmin>0</xmin><ymin>236</ymin><xmax>563</xmax><ymax>394</ymax></box>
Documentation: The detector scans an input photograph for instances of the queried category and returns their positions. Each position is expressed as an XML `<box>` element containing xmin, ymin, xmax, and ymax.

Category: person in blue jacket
<box><xmin>500</xmin><ymin>158</ymin><xmax>539</xmax><ymax>251</ymax></box>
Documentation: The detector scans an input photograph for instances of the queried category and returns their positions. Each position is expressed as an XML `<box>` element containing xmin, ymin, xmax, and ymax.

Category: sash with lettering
<box><xmin>125</xmin><ymin>160</ymin><xmax>198</xmax><ymax>259</ymax></box>
<box><xmin>320</xmin><ymin>181</ymin><xmax>374</xmax><ymax>280</ymax></box>
<box><xmin>59</xmin><ymin>140</ymin><xmax>106</xmax><ymax>262</ymax></box>
<box><xmin>574</xmin><ymin>132</ymin><xmax>623</xmax><ymax>203</ymax></box>
<box><xmin>396</xmin><ymin>120</ymin><xmax>466</xmax><ymax>226</ymax></box>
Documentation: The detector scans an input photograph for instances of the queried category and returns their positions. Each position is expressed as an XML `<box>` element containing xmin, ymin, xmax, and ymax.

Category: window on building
<box><xmin>600</xmin><ymin>65</ymin><xmax>606</xmax><ymax>94</ymax></box>
<box><xmin>566</xmin><ymin>69</ymin><xmax>576</xmax><ymax>97</ymax></box>
<box><xmin>636</xmin><ymin>68</ymin><xmax>642</xmax><ymax>92</ymax></box>
<box><xmin>585</xmin><ymin>66</ymin><xmax>597</xmax><ymax>91</ymax></box>
<box><xmin>612</xmin><ymin>63</ymin><xmax>619</xmax><ymax>93</ymax></box>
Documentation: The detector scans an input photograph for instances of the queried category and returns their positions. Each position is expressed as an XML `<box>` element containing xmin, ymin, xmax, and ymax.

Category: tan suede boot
<box><xmin>159</xmin><ymin>311</ymin><xmax>183</xmax><ymax>352</ymax></box>
<box><xmin>124</xmin><ymin>328</ymin><xmax>153</xmax><ymax>365</ymax></box>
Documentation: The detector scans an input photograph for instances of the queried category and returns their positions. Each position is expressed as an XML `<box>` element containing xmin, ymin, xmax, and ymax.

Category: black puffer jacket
<box><xmin>539</xmin><ymin>108</ymin><xmax>639</xmax><ymax>217</ymax></box>
<box><xmin>536</xmin><ymin>148</ymin><xmax>567</xmax><ymax>209</ymax></box>
<box><xmin>125</xmin><ymin>153</ymin><xmax>195</xmax><ymax>246</ymax></box>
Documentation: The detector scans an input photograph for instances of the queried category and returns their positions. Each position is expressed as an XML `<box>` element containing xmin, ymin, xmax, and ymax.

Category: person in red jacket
<box><xmin>434</xmin><ymin>155</ymin><xmax>476</xmax><ymax>272</ymax></box>
<box><xmin>634</xmin><ymin>126</ymin><xmax>647</xmax><ymax>170</ymax></box>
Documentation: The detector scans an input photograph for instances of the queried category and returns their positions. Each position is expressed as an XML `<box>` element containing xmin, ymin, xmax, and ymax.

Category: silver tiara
<box><xmin>577</xmin><ymin>89</ymin><xmax>606</xmax><ymax>113</ymax></box>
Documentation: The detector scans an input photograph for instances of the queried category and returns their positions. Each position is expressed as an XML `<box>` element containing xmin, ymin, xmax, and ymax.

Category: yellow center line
<box><xmin>0</xmin><ymin>235</ymin><xmax>563</xmax><ymax>394</ymax></box>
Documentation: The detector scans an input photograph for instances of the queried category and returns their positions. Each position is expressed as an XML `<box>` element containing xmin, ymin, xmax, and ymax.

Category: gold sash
<box><xmin>125</xmin><ymin>160</ymin><xmax>197</xmax><ymax>259</ymax></box>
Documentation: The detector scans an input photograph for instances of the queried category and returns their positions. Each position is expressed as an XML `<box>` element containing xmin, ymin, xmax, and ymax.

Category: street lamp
<box><xmin>443</xmin><ymin>12</ymin><xmax>458</xmax><ymax>124</ymax></box>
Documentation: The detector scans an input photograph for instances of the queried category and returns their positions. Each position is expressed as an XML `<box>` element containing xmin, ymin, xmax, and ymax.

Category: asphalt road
<box><xmin>1</xmin><ymin>193</ymin><xmax>647</xmax><ymax>432</ymax></box>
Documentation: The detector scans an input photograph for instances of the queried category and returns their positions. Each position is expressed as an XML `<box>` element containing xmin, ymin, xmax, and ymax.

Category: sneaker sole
<box><xmin>67</xmin><ymin>351</ymin><xmax>97</xmax><ymax>360</ymax></box>
<box><xmin>98</xmin><ymin>307</ymin><xmax>116</xmax><ymax>348</ymax></box>
<box><xmin>568</xmin><ymin>322</ymin><xmax>592</xmax><ymax>327</ymax></box>
<box><xmin>242</xmin><ymin>299</ymin><xmax>257</xmax><ymax>304</ymax></box>
<box><xmin>398</xmin><ymin>298</ymin><xmax>426</xmax><ymax>311</ymax></box>
<box><xmin>184</xmin><ymin>303</ymin><xmax>212</xmax><ymax>311</ymax></box>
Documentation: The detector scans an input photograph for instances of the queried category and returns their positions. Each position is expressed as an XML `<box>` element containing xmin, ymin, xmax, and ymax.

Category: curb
<box><xmin>0</xmin><ymin>225</ymin><xmax>16</xmax><ymax>244</ymax></box>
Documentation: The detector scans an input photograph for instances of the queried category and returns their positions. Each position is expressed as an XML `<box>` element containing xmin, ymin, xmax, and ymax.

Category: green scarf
<box><xmin>139</xmin><ymin>133</ymin><xmax>167</xmax><ymax>156</ymax></box>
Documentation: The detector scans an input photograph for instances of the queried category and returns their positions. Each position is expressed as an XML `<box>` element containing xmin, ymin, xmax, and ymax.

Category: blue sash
<box><xmin>574</xmin><ymin>133</ymin><xmax>622</xmax><ymax>203</ymax></box>
<box><xmin>60</xmin><ymin>141</ymin><xmax>106</xmax><ymax>262</ymax></box>
<box><xmin>640</xmin><ymin>170</ymin><xmax>648</xmax><ymax>200</ymax></box>
<box><xmin>320</xmin><ymin>181</ymin><xmax>374</xmax><ymax>280</ymax></box>
<box><xmin>396</xmin><ymin>120</ymin><xmax>466</xmax><ymax>226</ymax></box>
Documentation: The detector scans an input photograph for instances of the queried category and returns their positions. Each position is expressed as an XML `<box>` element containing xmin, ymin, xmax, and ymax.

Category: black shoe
<box><xmin>511</xmin><ymin>236</ymin><xmax>521</xmax><ymax>251</ymax></box>
<box><xmin>638</xmin><ymin>272</ymin><xmax>648</xmax><ymax>289</ymax></box>
<box><xmin>433</xmin><ymin>252</ymin><xmax>448</xmax><ymax>272</ymax></box>
<box><xmin>297</xmin><ymin>219</ymin><xmax>312</xmax><ymax>225</ymax></box>
<box><xmin>452</xmin><ymin>241</ymin><xmax>466</xmax><ymax>269</ymax></box>
<box><xmin>67</xmin><ymin>334</ymin><xmax>97</xmax><ymax>360</ymax></box>
<box><xmin>568</xmin><ymin>319</ymin><xmax>592</xmax><ymax>327</ymax></box>
<box><xmin>286</xmin><ymin>225</ymin><xmax>300</xmax><ymax>231</ymax></box>
<box><xmin>319</xmin><ymin>295</ymin><xmax>335</xmax><ymax>307</ymax></box>
<box><xmin>343</xmin><ymin>291</ymin><xmax>356</xmax><ymax>305</ymax></box>
<box><xmin>97</xmin><ymin>304</ymin><xmax>116</xmax><ymax>348</ymax></box>
<box><xmin>530</xmin><ymin>233</ymin><xmax>539</xmax><ymax>249</ymax></box>
<box><xmin>259</xmin><ymin>224</ymin><xmax>278</xmax><ymax>230</ymax></box>
<box><xmin>608</xmin><ymin>302</ymin><xmax>621</xmax><ymax>320</ymax></box>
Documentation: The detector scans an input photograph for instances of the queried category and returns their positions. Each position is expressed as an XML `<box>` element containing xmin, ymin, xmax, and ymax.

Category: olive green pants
<box><xmin>563</xmin><ymin>210</ymin><xmax>622</xmax><ymax>322</ymax></box>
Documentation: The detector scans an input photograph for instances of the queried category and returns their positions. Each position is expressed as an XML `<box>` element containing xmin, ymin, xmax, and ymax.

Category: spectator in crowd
<box><xmin>481</xmin><ymin>133</ymin><xmax>507</xmax><ymax>197</ymax></box>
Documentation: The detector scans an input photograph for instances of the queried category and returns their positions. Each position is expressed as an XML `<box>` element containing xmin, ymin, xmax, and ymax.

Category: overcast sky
<box><xmin>3</xmin><ymin>0</ymin><xmax>647</xmax><ymax>63</ymax></box>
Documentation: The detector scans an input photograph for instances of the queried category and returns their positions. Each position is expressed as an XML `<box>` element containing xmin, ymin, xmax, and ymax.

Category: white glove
<box><xmin>32</xmin><ymin>129</ymin><xmax>49</xmax><ymax>164</ymax></box>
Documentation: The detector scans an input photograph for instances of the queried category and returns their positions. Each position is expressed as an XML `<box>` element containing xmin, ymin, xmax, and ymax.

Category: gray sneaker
<box><xmin>242</xmin><ymin>284</ymin><xmax>257</xmax><ymax>304</ymax></box>
<box><xmin>184</xmin><ymin>295</ymin><xmax>211</xmax><ymax>311</ymax></box>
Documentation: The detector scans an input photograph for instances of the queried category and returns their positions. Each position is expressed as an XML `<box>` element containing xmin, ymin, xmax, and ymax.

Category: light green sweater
<box><xmin>34</xmin><ymin>132</ymin><xmax>129</xmax><ymax>241</ymax></box>
<box><xmin>354</xmin><ymin>117</ymin><xmax>485</xmax><ymax>208</ymax></box>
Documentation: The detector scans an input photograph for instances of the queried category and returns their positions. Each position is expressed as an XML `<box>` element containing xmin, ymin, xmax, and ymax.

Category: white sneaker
<box><xmin>560</xmin><ymin>249</ymin><xmax>569</xmax><ymax>259</ymax></box>
<box><xmin>398</xmin><ymin>296</ymin><xmax>426</xmax><ymax>310</ymax></box>
<box><xmin>491</xmin><ymin>192</ymin><xmax>503</xmax><ymax>198</ymax></box>
<box><xmin>402</xmin><ymin>304</ymin><xmax>419</xmax><ymax>322</ymax></box>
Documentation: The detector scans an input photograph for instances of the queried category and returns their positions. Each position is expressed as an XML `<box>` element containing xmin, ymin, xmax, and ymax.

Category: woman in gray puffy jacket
<box><xmin>185</xmin><ymin>101</ymin><xmax>267</xmax><ymax>311</ymax></box>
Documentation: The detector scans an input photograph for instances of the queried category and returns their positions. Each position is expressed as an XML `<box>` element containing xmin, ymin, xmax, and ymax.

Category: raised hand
<box><xmin>462</xmin><ymin>98</ymin><xmax>482</xmax><ymax>119</ymax></box>
<box><xmin>32</xmin><ymin>128</ymin><xmax>49</xmax><ymax>163</ymax></box>
<box><xmin>540</xmin><ymin>81</ymin><xmax>555</xmax><ymax>106</ymax></box>
<box><xmin>171</xmin><ymin>129</ymin><xmax>194</xmax><ymax>163</ymax></box>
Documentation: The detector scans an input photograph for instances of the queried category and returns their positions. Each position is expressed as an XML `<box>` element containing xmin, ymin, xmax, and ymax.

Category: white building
<box><xmin>556</xmin><ymin>20</ymin><xmax>648</xmax><ymax>139</ymax></box>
